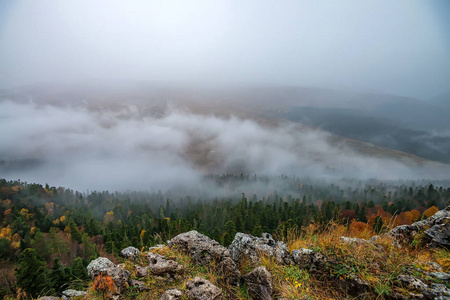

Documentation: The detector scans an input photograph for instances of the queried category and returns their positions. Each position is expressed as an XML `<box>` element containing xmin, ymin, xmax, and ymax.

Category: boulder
<box><xmin>106</xmin><ymin>267</ymin><xmax>131</xmax><ymax>295</ymax></box>
<box><xmin>159</xmin><ymin>288</ymin><xmax>183</xmax><ymax>300</ymax></box>
<box><xmin>291</xmin><ymin>248</ymin><xmax>334</xmax><ymax>274</ymax></box>
<box><xmin>228</xmin><ymin>233</ymin><xmax>292</xmax><ymax>266</ymax></box>
<box><xmin>120</xmin><ymin>246</ymin><xmax>140</xmax><ymax>260</ymax></box>
<box><xmin>61</xmin><ymin>289</ymin><xmax>87</xmax><ymax>300</ymax></box>
<box><xmin>147</xmin><ymin>252</ymin><xmax>184</xmax><ymax>279</ymax></box>
<box><xmin>186</xmin><ymin>277</ymin><xmax>224</xmax><ymax>300</ymax></box>
<box><xmin>39</xmin><ymin>297</ymin><xmax>60</xmax><ymax>300</ymax></box>
<box><xmin>168</xmin><ymin>231</ymin><xmax>230</xmax><ymax>265</ymax></box>
<box><xmin>168</xmin><ymin>230</ymin><xmax>240</xmax><ymax>285</ymax></box>
<box><xmin>87</xmin><ymin>257</ymin><xmax>116</xmax><ymax>280</ymax></box>
<box><xmin>424</xmin><ymin>223</ymin><xmax>450</xmax><ymax>248</ymax></box>
<box><xmin>243</xmin><ymin>266</ymin><xmax>273</xmax><ymax>300</ymax></box>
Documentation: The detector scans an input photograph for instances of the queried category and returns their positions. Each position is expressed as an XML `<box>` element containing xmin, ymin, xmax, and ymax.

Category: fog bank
<box><xmin>0</xmin><ymin>101</ymin><xmax>449</xmax><ymax>192</ymax></box>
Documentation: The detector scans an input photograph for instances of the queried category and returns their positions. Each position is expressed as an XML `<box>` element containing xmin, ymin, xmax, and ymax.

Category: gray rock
<box><xmin>243</xmin><ymin>266</ymin><xmax>273</xmax><ymax>300</ymax></box>
<box><xmin>397</xmin><ymin>275</ymin><xmax>428</xmax><ymax>291</ymax></box>
<box><xmin>424</xmin><ymin>223</ymin><xmax>450</xmax><ymax>248</ymax></box>
<box><xmin>389</xmin><ymin>206</ymin><xmax>450</xmax><ymax>248</ymax></box>
<box><xmin>87</xmin><ymin>257</ymin><xmax>116</xmax><ymax>279</ymax></box>
<box><xmin>291</xmin><ymin>248</ymin><xmax>334</xmax><ymax>274</ymax></box>
<box><xmin>135</xmin><ymin>265</ymin><xmax>149</xmax><ymax>277</ymax></box>
<box><xmin>129</xmin><ymin>279</ymin><xmax>149</xmax><ymax>291</ymax></box>
<box><xmin>159</xmin><ymin>288</ymin><xmax>183</xmax><ymax>300</ymax></box>
<box><xmin>429</xmin><ymin>272</ymin><xmax>450</xmax><ymax>281</ymax></box>
<box><xmin>106</xmin><ymin>266</ymin><xmax>131</xmax><ymax>295</ymax></box>
<box><xmin>120</xmin><ymin>246</ymin><xmax>140</xmax><ymax>260</ymax></box>
<box><xmin>186</xmin><ymin>277</ymin><xmax>224</xmax><ymax>300</ymax></box>
<box><xmin>61</xmin><ymin>289</ymin><xmax>87</xmax><ymax>300</ymax></box>
<box><xmin>147</xmin><ymin>252</ymin><xmax>184</xmax><ymax>278</ymax></box>
<box><xmin>228</xmin><ymin>232</ymin><xmax>292</xmax><ymax>266</ymax></box>
<box><xmin>341</xmin><ymin>274</ymin><xmax>370</xmax><ymax>297</ymax></box>
<box><xmin>425</xmin><ymin>283</ymin><xmax>450</xmax><ymax>299</ymax></box>
<box><xmin>340</xmin><ymin>236</ymin><xmax>371</xmax><ymax>245</ymax></box>
<box><xmin>168</xmin><ymin>230</ymin><xmax>230</xmax><ymax>265</ymax></box>
<box><xmin>168</xmin><ymin>230</ymin><xmax>240</xmax><ymax>285</ymax></box>
<box><xmin>39</xmin><ymin>297</ymin><xmax>60</xmax><ymax>300</ymax></box>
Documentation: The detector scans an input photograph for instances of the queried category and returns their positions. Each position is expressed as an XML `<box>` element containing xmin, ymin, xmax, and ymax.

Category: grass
<box><xmin>79</xmin><ymin>220</ymin><xmax>449</xmax><ymax>299</ymax></box>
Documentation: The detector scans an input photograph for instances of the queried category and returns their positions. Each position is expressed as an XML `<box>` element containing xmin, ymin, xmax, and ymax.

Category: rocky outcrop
<box><xmin>168</xmin><ymin>230</ymin><xmax>240</xmax><ymax>285</ymax></box>
<box><xmin>120</xmin><ymin>246</ymin><xmax>140</xmax><ymax>260</ymax></box>
<box><xmin>159</xmin><ymin>288</ymin><xmax>183</xmax><ymax>300</ymax></box>
<box><xmin>390</xmin><ymin>206</ymin><xmax>450</xmax><ymax>248</ymax></box>
<box><xmin>243</xmin><ymin>266</ymin><xmax>273</xmax><ymax>300</ymax></box>
<box><xmin>186</xmin><ymin>277</ymin><xmax>224</xmax><ymax>300</ymax></box>
<box><xmin>228</xmin><ymin>233</ymin><xmax>292</xmax><ymax>266</ymax></box>
<box><xmin>147</xmin><ymin>252</ymin><xmax>184</xmax><ymax>280</ymax></box>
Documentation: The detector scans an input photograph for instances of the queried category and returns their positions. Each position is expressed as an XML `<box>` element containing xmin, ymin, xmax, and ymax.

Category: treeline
<box><xmin>0</xmin><ymin>176</ymin><xmax>448</xmax><ymax>297</ymax></box>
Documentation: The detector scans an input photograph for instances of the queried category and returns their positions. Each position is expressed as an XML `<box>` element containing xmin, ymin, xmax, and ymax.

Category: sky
<box><xmin>0</xmin><ymin>0</ymin><xmax>449</xmax><ymax>99</ymax></box>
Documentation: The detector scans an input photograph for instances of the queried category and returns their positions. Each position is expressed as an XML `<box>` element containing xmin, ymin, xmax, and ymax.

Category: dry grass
<box><xmin>81</xmin><ymin>220</ymin><xmax>450</xmax><ymax>300</ymax></box>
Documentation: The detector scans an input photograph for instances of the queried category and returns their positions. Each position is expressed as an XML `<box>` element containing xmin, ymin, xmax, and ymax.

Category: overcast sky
<box><xmin>0</xmin><ymin>0</ymin><xmax>449</xmax><ymax>99</ymax></box>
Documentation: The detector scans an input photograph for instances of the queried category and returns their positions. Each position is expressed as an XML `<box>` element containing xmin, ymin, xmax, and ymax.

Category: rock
<box><xmin>186</xmin><ymin>277</ymin><xmax>224</xmax><ymax>300</ymax></box>
<box><xmin>129</xmin><ymin>279</ymin><xmax>149</xmax><ymax>291</ymax></box>
<box><xmin>291</xmin><ymin>248</ymin><xmax>334</xmax><ymax>274</ymax></box>
<box><xmin>424</xmin><ymin>223</ymin><xmax>450</xmax><ymax>248</ymax></box>
<box><xmin>61</xmin><ymin>289</ymin><xmax>87</xmax><ymax>300</ymax></box>
<box><xmin>135</xmin><ymin>265</ymin><xmax>149</xmax><ymax>277</ymax></box>
<box><xmin>120</xmin><ymin>246</ymin><xmax>140</xmax><ymax>260</ymax></box>
<box><xmin>39</xmin><ymin>297</ymin><xmax>60</xmax><ymax>300</ymax></box>
<box><xmin>341</xmin><ymin>274</ymin><xmax>370</xmax><ymax>297</ymax></box>
<box><xmin>107</xmin><ymin>267</ymin><xmax>131</xmax><ymax>295</ymax></box>
<box><xmin>243</xmin><ymin>266</ymin><xmax>273</xmax><ymax>300</ymax></box>
<box><xmin>425</xmin><ymin>283</ymin><xmax>450</xmax><ymax>299</ymax></box>
<box><xmin>168</xmin><ymin>230</ymin><xmax>240</xmax><ymax>285</ymax></box>
<box><xmin>217</xmin><ymin>257</ymin><xmax>241</xmax><ymax>285</ymax></box>
<box><xmin>389</xmin><ymin>206</ymin><xmax>450</xmax><ymax>248</ymax></box>
<box><xmin>397</xmin><ymin>275</ymin><xmax>450</xmax><ymax>299</ymax></box>
<box><xmin>168</xmin><ymin>230</ymin><xmax>230</xmax><ymax>265</ymax></box>
<box><xmin>147</xmin><ymin>252</ymin><xmax>184</xmax><ymax>278</ymax></box>
<box><xmin>340</xmin><ymin>236</ymin><xmax>371</xmax><ymax>245</ymax></box>
<box><xmin>87</xmin><ymin>257</ymin><xmax>116</xmax><ymax>279</ymax></box>
<box><xmin>429</xmin><ymin>272</ymin><xmax>450</xmax><ymax>281</ymax></box>
<box><xmin>228</xmin><ymin>232</ymin><xmax>292</xmax><ymax>266</ymax></box>
<box><xmin>159</xmin><ymin>288</ymin><xmax>183</xmax><ymax>300</ymax></box>
<box><xmin>397</xmin><ymin>275</ymin><xmax>428</xmax><ymax>291</ymax></box>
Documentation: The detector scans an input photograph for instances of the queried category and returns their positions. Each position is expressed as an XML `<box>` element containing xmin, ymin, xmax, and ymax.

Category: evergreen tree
<box><xmin>15</xmin><ymin>248</ymin><xmax>50</xmax><ymax>298</ymax></box>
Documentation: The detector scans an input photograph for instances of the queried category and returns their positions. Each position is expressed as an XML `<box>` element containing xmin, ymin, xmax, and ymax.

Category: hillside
<box><xmin>0</xmin><ymin>177</ymin><xmax>450</xmax><ymax>299</ymax></box>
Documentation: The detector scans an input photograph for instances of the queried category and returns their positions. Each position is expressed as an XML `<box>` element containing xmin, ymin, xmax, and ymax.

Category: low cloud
<box><xmin>0</xmin><ymin>101</ymin><xmax>448</xmax><ymax>192</ymax></box>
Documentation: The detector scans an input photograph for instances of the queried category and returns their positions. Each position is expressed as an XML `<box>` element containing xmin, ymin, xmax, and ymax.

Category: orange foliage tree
<box><xmin>423</xmin><ymin>206</ymin><xmax>439</xmax><ymax>218</ymax></box>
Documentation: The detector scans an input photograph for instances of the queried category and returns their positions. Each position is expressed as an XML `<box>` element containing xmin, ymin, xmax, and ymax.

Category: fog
<box><xmin>1</xmin><ymin>100</ymin><xmax>449</xmax><ymax>192</ymax></box>
<box><xmin>0</xmin><ymin>0</ymin><xmax>449</xmax><ymax>99</ymax></box>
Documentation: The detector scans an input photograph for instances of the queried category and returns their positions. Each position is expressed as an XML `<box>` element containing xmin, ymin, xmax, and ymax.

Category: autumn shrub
<box><xmin>92</xmin><ymin>274</ymin><xmax>115</xmax><ymax>299</ymax></box>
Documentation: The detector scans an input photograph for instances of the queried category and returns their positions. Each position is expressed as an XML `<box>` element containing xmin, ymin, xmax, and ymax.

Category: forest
<box><xmin>0</xmin><ymin>175</ymin><xmax>448</xmax><ymax>298</ymax></box>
